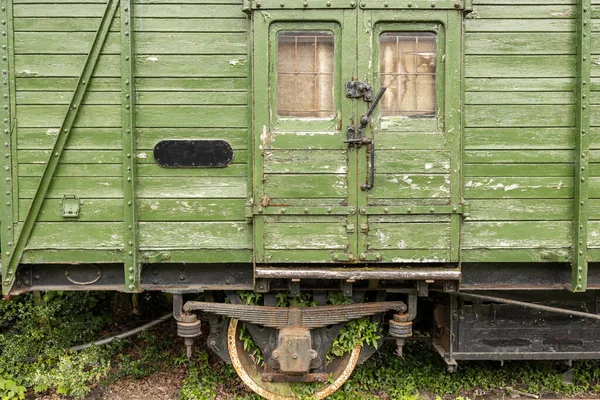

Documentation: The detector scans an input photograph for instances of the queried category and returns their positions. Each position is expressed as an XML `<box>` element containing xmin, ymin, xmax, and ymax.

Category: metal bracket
<box><xmin>2</xmin><ymin>0</ymin><xmax>120</xmax><ymax>295</ymax></box>
<box><xmin>572</xmin><ymin>0</ymin><xmax>592</xmax><ymax>292</ymax></box>
<box><xmin>345</xmin><ymin>81</ymin><xmax>373</xmax><ymax>101</ymax></box>
<box><xmin>60</xmin><ymin>195</ymin><xmax>80</xmax><ymax>218</ymax></box>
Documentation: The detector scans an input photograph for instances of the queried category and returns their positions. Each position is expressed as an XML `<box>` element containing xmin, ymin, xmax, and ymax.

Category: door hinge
<box><xmin>345</xmin><ymin>81</ymin><xmax>373</xmax><ymax>101</ymax></box>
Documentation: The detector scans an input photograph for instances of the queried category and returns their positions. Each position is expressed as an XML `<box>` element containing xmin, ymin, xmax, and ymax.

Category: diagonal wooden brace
<box><xmin>2</xmin><ymin>0</ymin><xmax>120</xmax><ymax>294</ymax></box>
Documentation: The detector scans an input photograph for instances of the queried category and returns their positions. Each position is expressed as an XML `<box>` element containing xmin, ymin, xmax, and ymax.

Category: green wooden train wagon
<box><xmin>2</xmin><ymin>0</ymin><xmax>600</xmax><ymax>397</ymax></box>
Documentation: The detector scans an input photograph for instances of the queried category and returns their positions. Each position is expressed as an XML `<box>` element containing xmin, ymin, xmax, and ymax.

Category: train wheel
<box><xmin>227</xmin><ymin>318</ymin><xmax>361</xmax><ymax>400</ymax></box>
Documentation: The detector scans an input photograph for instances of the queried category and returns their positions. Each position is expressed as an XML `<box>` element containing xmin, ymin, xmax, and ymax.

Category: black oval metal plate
<box><xmin>154</xmin><ymin>140</ymin><xmax>234</xmax><ymax>168</ymax></box>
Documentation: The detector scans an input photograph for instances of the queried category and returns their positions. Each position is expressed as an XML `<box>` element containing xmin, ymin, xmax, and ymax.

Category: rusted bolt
<box><xmin>359</xmin><ymin>253</ymin><xmax>366</xmax><ymax>260</ymax></box>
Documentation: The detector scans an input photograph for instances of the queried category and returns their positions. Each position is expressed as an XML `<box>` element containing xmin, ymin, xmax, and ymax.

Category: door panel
<box><xmin>356</xmin><ymin>12</ymin><xmax>463</xmax><ymax>263</ymax></box>
<box><xmin>253</xmin><ymin>12</ymin><xmax>359</xmax><ymax>263</ymax></box>
<box><xmin>252</xmin><ymin>8</ymin><xmax>462</xmax><ymax>265</ymax></box>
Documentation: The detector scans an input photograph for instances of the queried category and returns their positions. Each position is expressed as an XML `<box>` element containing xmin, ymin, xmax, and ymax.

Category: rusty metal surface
<box><xmin>271</xmin><ymin>327</ymin><xmax>317</xmax><ymax>374</ymax></box>
<box><xmin>254</xmin><ymin>266</ymin><xmax>461</xmax><ymax>281</ymax></box>
<box><xmin>227</xmin><ymin>318</ymin><xmax>361</xmax><ymax>400</ymax></box>
<box><xmin>184</xmin><ymin>300</ymin><xmax>406</xmax><ymax>329</ymax></box>
<box><xmin>261</xmin><ymin>373</ymin><xmax>329</xmax><ymax>383</ymax></box>
<box><xmin>441</xmin><ymin>291</ymin><xmax>600</xmax><ymax>321</ymax></box>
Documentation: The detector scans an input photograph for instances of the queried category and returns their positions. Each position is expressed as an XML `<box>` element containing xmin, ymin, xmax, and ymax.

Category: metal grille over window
<box><xmin>277</xmin><ymin>31</ymin><xmax>334</xmax><ymax>118</ymax></box>
<box><xmin>380</xmin><ymin>32</ymin><xmax>437</xmax><ymax>117</ymax></box>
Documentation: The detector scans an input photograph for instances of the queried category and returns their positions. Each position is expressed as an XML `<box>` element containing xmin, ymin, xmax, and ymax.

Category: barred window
<box><xmin>379</xmin><ymin>32</ymin><xmax>437</xmax><ymax>117</ymax></box>
<box><xmin>277</xmin><ymin>31</ymin><xmax>335</xmax><ymax>118</ymax></box>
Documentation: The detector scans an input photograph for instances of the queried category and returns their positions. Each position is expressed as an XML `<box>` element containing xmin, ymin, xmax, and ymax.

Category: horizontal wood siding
<box><xmin>462</xmin><ymin>0</ymin><xmax>577</xmax><ymax>262</ymax></box>
<box><xmin>132</xmin><ymin>1</ymin><xmax>251</xmax><ymax>256</ymax></box>
<box><xmin>13</xmin><ymin>1</ymin><xmax>251</xmax><ymax>261</ymax></box>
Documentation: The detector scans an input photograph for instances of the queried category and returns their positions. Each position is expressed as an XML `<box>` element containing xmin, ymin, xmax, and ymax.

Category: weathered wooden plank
<box><xmin>264</xmin><ymin>174</ymin><xmax>347</xmax><ymax>198</ymax></box>
<box><xmin>263</xmin><ymin>249</ymin><xmax>345</xmax><ymax>263</ymax></box>
<box><xmin>376</xmin><ymin>150</ymin><xmax>450</xmax><ymax>173</ymax></box>
<box><xmin>465</xmin><ymin>33</ymin><xmax>575</xmax><ymax>55</ymax></box>
<box><xmin>15</xmin><ymin>32</ymin><xmax>121</xmax><ymax>54</ymax></box>
<box><xmin>138</xmin><ymin>222</ymin><xmax>251</xmax><ymax>249</ymax></box>
<box><xmin>21</xmin><ymin>249</ymin><xmax>125</xmax><ymax>264</ymax></box>
<box><xmin>14</xmin><ymin>3</ymin><xmax>108</xmax><ymax>17</ymax></box>
<box><xmin>370</xmin><ymin>174</ymin><xmax>450</xmax><ymax>199</ymax></box>
<box><xmin>464</xmin><ymin>163</ymin><xmax>574</xmax><ymax>177</ymax></box>
<box><xmin>135</xmin><ymin>33</ymin><xmax>246</xmax><ymax>55</ymax></box>
<box><xmin>20</xmin><ymin>177</ymin><xmax>123</xmax><ymax>198</ymax></box>
<box><xmin>15</xmin><ymin>55</ymin><xmax>120</xmax><ymax>77</ymax></box>
<box><xmin>376</xmin><ymin>132</ymin><xmax>446</xmax><ymax>150</ymax></box>
<box><xmin>268</xmin><ymin>132</ymin><xmax>342</xmax><ymax>150</ymax></box>
<box><xmin>465</xmin><ymin>91</ymin><xmax>575</xmax><ymax>105</ymax></box>
<box><xmin>465</xmin><ymin>104</ymin><xmax>575</xmax><ymax>127</ymax></box>
<box><xmin>263</xmin><ymin>150</ymin><xmax>347</xmax><ymax>174</ymax></box>
<box><xmin>136</xmin><ymin>55</ymin><xmax>247</xmax><ymax>77</ymax></box>
<box><xmin>470</xmin><ymin>5</ymin><xmax>575</xmax><ymax>19</ymax></box>
<box><xmin>136</xmin><ymin>105</ymin><xmax>247</xmax><ymax>128</ymax></box>
<box><xmin>134</xmin><ymin>4</ymin><xmax>244</xmax><ymax>18</ymax></box>
<box><xmin>136</xmin><ymin>128</ymin><xmax>248</xmax><ymax>149</ymax></box>
<box><xmin>135</xmin><ymin>77</ymin><xmax>248</xmax><ymax>91</ymax></box>
<box><xmin>138</xmin><ymin>163</ymin><xmax>246</xmax><ymax>177</ymax></box>
<box><xmin>376</xmin><ymin>249</ymin><xmax>450</xmax><ymax>263</ymax></box>
<box><xmin>465</xmin><ymin>150</ymin><xmax>574</xmax><ymax>163</ymax></box>
<box><xmin>591</xmin><ymin>105</ymin><xmax>600</xmax><ymax>126</ymax></box>
<box><xmin>139</xmin><ymin>249</ymin><xmax>252</xmax><ymax>264</ymax></box>
<box><xmin>18</xmin><ymin>150</ymin><xmax>121</xmax><ymax>163</ymax></box>
<box><xmin>465</xmin><ymin>18</ymin><xmax>575</xmax><ymax>32</ymax></box>
<box><xmin>133</xmin><ymin>18</ymin><xmax>246</xmax><ymax>32</ymax></box>
<box><xmin>464</xmin><ymin>177</ymin><xmax>573</xmax><ymax>199</ymax></box>
<box><xmin>466</xmin><ymin>199</ymin><xmax>573</xmax><ymax>220</ymax></box>
<box><xmin>138</xmin><ymin>198</ymin><xmax>246</xmax><ymax>221</ymax></box>
<box><xmin>19</xmin><ymin>163</ymin><xmax>121</xmax><ymax>177</ymax></box>
<box><xmin>18</xmin><ymin>128</ymin><xmax>121</xmax><ymax>149</ymax></box>
<box><xmin>465</xmin><ymin>77</ymin><xmax>575</xmax><ymax>92</ymax></box>
<box><xmin>19</xmin><ymin>198</ymin><xmax>124</xmax><ymax>222</ymax></box>
<box><xmin>264</xmin><ymin>221</ymin><xmax>348</xmax><ymax>250</ymax></box>
<box><xmin>588</xmin><ymin>221</ymin><xmax>600</xmax><ymax>247</ymax></box>
<box><xmin>137</xmin><ymin>176</ymin><xmax>247</xmax><ymax>198</ymax></box>
<box><xmin>465</xmin><ymin>55</ymin><xmax>575</xmax><ymax>78</ymax></box>
<box><xmin>27</xmin><ymin>222</ymin><xmax>123</xmax><ymax>249</ymax></box>
<box><xmin>461</xmin><ymin>248</ymin><xmax>570</xmax><ymax>263</ymax></box>
<box><xmin>462</xmin><ymin>221</ymin><xmax>572</xmax><ymax>248</ymax></box>
<box><xmin>136</xmin><ymin>91</ymin><xmax>247</xmax><ymax>105</ymax></box>
<box><xmin>13</xmin><ymin>17</ymin><xmax>118</xmax><ymax>32</ymax></box>
<box><xmin>368</xmin><ymin>222</ymin><xmax>449</xmax><ymax>250</ymax></box>
<box><xmin>16</xmin><ymin>77</ymin><xmax>120</xmax><ymax>91</ymax></box>
<box><xmin>17</xmin><ymin>105</ymin><xmax>120</xmax><ymax>128</ymax></box>
<box><xmin>16</xmin><ymin>91</ymin><xmax>120</xmax><ymax>105</ymax></box>
<box><xmin>464</xmin><ymin>128</ymin><xmax>574</xmax><ymax>149</ymax></box>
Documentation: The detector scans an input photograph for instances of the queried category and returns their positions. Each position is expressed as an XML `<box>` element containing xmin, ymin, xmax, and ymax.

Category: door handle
<box><xmin>344</xmin><ymin>86</ymin><xmax>386</xmax><ymax>148</ymax></box>
<box><xmin>360</xmin><ymin>86</ymin><xmax>386</xmax><ymax>191</ymax></box>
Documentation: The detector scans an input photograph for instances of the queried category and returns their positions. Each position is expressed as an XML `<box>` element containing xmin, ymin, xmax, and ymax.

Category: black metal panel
<box><xmin>12</xmin><ymin>263</ymin><xmax>254</xmax><ymax>294</ymax></box>
<box><xmin>153</xmin><ymin>140</ymin><xmax>233</xmax><ymax>168</ymax></box>
<box><xmin>461</xmin><ymin>263</ymin><xmax>600</xmax><ymax>290</ymax></box>
<box><xmin>434</xmin><ymin>291</ymin><xmax>600</xmax><ymax>362</ymax></box>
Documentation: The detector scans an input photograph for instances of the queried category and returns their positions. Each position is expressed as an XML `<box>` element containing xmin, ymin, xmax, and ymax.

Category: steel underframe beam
<box><xmin>573</xmin><ymin>0</ymin><xmax>592</xmax><ymax>292</ymax></box>
<box><xmin>1</xmin><ymin>0</ymin><xmax>120</xmax><ymax>294</ymax></box>
<box><xmin>121</xmin><ymin>0</ymin><xmax>140</xmax><ymax>292</ymax></box>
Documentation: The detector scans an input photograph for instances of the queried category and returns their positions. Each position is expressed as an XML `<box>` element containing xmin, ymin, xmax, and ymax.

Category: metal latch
<box><xmin>345</xmin><ymin>81</ymin><xmax>373</xmax><ymax>101</ymax></box>
<box><xmin>60</xmin><ymin>195</ymin><xmax>80</xmax><ymax>218</ymax></box>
